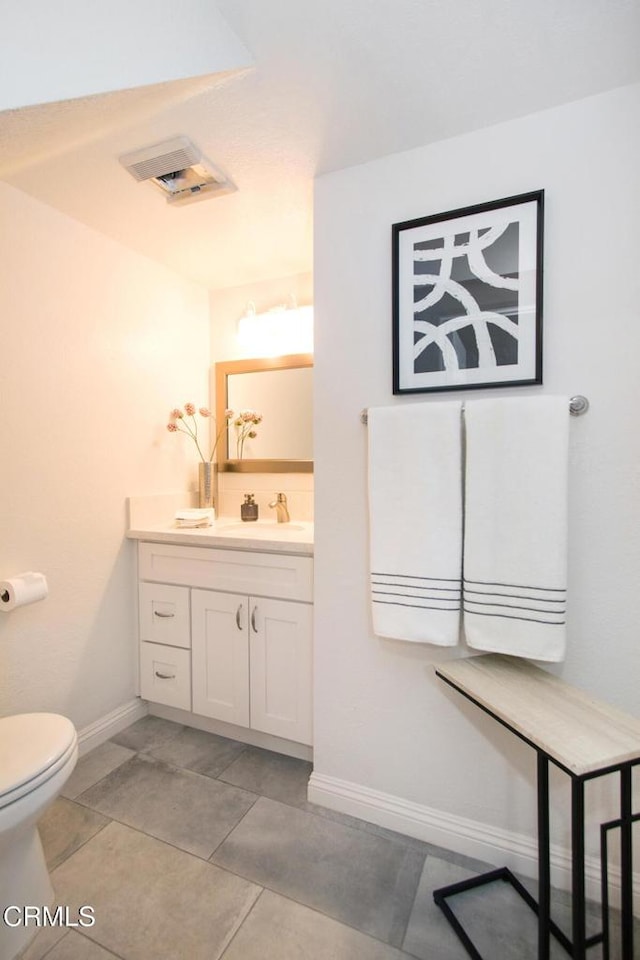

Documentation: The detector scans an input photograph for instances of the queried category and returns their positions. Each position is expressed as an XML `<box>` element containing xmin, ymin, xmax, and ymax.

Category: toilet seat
<box><xmin>0</xmin><ymin>713</ymin><xmax>78</xmax><ymax>810</ymax></box>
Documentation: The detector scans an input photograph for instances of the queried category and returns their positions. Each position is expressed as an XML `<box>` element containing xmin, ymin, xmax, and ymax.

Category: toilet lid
<box><xmin>0</xmin><ymin>713</ymin><xmax>77</xmax><ymax>799</ymax></box>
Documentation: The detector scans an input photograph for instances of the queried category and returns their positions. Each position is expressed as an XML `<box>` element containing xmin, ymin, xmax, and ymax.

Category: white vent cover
<box><xmin>118</xmin><ymin>136</ymin><xmax>236</xmax><ymax>205</ymax></box>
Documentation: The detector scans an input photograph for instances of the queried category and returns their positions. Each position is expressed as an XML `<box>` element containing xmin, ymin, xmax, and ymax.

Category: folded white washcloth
<box><xmin>368</xmin><ymin>402</ymin><xmax>463</xmax><ymax>645</ymax></box>
<box><xmin>463</xmin><ymin>396</ymin><xmax>569</xmax><ymax>662</ymax></box>
<box><xmin>174</xmin><ymin>508</ymin><xmax>215</xmax><ymax>527</ymax></box>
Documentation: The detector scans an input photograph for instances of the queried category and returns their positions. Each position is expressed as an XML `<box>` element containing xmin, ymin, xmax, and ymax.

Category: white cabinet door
<box><xmin>191</xmin><ymin>589</ymin><xmax>250</xmax><ymax>726</ymax></box>
<box><xmin>249</xmin><ymin>597</ymin><xmax>313</xmax><ymax>745</ymax></box>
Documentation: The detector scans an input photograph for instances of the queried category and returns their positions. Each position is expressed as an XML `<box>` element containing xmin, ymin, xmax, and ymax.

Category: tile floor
<box><xmin>20</xmin><ymin>716</ymin><xmax>634</xmax><ymax>960</ymax></box>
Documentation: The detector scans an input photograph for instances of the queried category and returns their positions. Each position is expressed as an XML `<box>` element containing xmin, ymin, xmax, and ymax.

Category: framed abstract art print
<box><xmin>392</xmin><ymin>191</ymin><xmax>544</xmax><ymax>394</ymax></box>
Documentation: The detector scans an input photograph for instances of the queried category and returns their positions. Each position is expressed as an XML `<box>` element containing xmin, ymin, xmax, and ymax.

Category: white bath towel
<box><xmin>463</xmin><ymin>396</ymin><xmax>569</xmax><ymax>662</ymax></box>
<box><xmin>368</xmin><ymin>402</ymin><xmax>463</xmax><ymax>645</ymax></box>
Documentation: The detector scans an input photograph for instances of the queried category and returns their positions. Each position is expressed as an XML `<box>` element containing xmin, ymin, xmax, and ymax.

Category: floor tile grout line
<box><xmin>58</xmin><ymin>803</ymin><xmax>269</xmax><ymax>869</ymax></box>
<box><xmin>269</xmin><ymin>885</ymin><xmax>423</xmax><ymax>956</ymax></box>
<box><xmin>394</xmin><ymin>849</ymin><xmax>429</xmax><ymax>955</ymax></box>
<box><xmin>207</xmin><ymin>844</ymin><xmax>421</xmax><ymax>955</ymax></box>
<box><xmin>71</xmin><ymin>752</ymin><xmax>143</xmax><ymax>807</ymax></box>
<box><xmin>48</xmin><ymin>814</ymin><xmax>112</xmax><ymax>873</ymax></box>
<box><xmin>217</xmin><ymin>885</ymin><xmax>268</xmax><ymax>960</ymax></box>
<box><xmin>74</xmin><ymin>927</ymin><xmax>128</xmax><ymax>960</ymax></box>
<box><xmin>206</xmin><ymin>794</ymin><xmax>261</xmax><ymax>860</ymax></box>
<box><xmin>211</xmin><ymin>867</ymin><xmax>427</xmax><ymax>959</ymax></box>
<box><xmin>204</xmin><ymin>742</ymin><xmax>250</xmax><ymax>782</ymax></box>
<box><xmin>63</xmin><ymin>748</ymin><xmax>139</xmax><ymax>804</ymax></box>
<box><xmin>30</xmin><ymin>928</ymin><xmax>69</xmax><ymax>960</ymax></box>
<box><xmin>71</xmin><ymin>753</ymin><xmax>263</xmax><ymax>824</ymax></box>
<box><xmin>25</xmin><ymin>915</ymin><xmax>126</xmax><ymax>960</ymax></box>
<box><xmin>67</xmin><ymin>752</ymin><xmax>265</xmax><ymax>862</ymax></box>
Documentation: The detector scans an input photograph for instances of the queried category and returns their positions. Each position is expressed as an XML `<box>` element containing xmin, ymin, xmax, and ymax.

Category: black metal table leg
<box><xmin>538</xmin><ymin>752</ymin><xmax>551</xmax><ymax>960</ymax></box>
<box><xmin>620</xmin><ymin>764</ymin><xmax>634</xmax><ymax>960</ymax></box>
<box><xmin>600</xmin><ymin>819</ymin><xmax>611</xmax><ymax>960</ymax></box>
<box><xmin>572</xmin><ymin>777</ymin><xmax>587</xmax><ymax>959</ymax></box>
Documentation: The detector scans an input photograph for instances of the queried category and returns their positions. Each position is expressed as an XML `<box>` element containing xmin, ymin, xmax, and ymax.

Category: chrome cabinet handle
<box><xmin>155</xmin><ymin>671</ymin><xmax>175</xmax><ymax>680</ymax></box>
<box><xmin>236</xmin><ymin>604</ymin><xmax>243</xmax><ymax>630</ymax></box>
<box><xmin>251</xmin><ymin>606</ymin><xmax>258</xmax><ymax>633</ymax></box>
<box><xmin>154</xmin><ymin>610</ymin><xmax>175</xmax><ymax>618</ymax></box>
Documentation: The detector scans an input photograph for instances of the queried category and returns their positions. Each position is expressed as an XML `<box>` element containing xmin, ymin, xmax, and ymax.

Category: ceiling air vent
<box><xmin>118</xmin><ymin>136</ymin><xmax>236</xmax><ymax>206</ymax></box>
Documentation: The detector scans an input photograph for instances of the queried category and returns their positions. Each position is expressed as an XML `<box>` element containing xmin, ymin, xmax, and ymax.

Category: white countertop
<box><xmin>127</xmin><ymin>518</ymin><xmax>314</xmax><ymax>556</ymax></box>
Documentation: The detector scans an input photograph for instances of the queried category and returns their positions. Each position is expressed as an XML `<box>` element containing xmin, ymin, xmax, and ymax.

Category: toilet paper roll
<box><xmin>0</xmin><ymin>572</ymin><xmax>48</xmax><ymax>611</ymax></box>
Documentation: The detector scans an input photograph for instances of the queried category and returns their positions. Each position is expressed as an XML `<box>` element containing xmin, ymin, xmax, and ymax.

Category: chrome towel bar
<box><xmin>360</xmin><ymin>395</ymin><xmax>589</xmax><ymax>425</ymax></box>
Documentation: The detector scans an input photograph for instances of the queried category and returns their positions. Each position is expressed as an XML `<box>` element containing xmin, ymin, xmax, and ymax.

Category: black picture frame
<box><xmin>392</xmin><ymin>190</ymin><xmax>544</xmax><ymax>395</ymax></box>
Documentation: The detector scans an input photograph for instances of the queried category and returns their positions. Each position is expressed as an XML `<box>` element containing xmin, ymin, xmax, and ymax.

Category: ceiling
<box><xmin>1</xmin><ymin>0</ymin><xmax>638</xmax><ymax>292</ymax></box>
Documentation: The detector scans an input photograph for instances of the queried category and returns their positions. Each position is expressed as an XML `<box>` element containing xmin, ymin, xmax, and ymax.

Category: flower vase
<box><xmin>198</xmin><ymin>462</ymin><xmax>215</xmax><ymax>511</ymax></box>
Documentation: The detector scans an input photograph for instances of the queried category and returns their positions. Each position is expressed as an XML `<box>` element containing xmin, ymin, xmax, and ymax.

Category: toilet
<box><xmin>0</xmin><ymin>713</ymin><xmax>78</xmax><ymax>960</ymax></box>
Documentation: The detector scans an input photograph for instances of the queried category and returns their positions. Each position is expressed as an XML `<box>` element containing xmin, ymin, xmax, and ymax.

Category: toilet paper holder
<box><xmin>0</xmin><ymin>572</ymin><xmax>49</xmax><ymax>611</ymax></box>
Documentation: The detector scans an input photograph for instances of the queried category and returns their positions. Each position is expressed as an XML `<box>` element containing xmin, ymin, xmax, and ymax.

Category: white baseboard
<box><xmin>308</xmin><ymin>771</ymin><xmax>640</xmax><ymax>912</ymax></box>
<box><xmin>76</xmin><ymin>698</ymin><xmax>148</xmax><ymax>756</ymax></box>
<box><xmin>149</xmin><ymin>703</ymin><xmax>313</xmax><ymax>762</ymax></box>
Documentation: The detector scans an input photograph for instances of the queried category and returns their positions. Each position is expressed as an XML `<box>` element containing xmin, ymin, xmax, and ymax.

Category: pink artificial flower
<box><xmin>170</xmin><ymin>408</ymin><xmax>183</xmax><ymax>419</ymax></box>
<box><xmin>184</xmin><ymin>402</ymin><xmax>196</xmax><ymax>416</ymax></box>
<box><xmin>224</xmin><ymin>409</ymin><xmax>234</xmax><ymax>419</ymax></box>
<box><xmin>199</xmin><ymin>407</ymin><xmax>211</xmax><ymax>417</ymax></box>
<box><xmin>167</xmin><ymin>423</ymin><xmax>178</xmax><ymax>432</ymax></box>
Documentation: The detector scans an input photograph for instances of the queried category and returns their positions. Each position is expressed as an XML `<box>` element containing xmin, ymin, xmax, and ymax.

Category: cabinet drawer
<box><xmin>139</xmin><ymin>583</ymin><xmax>190</xmax><ymax>648</ymax></box>
<box><xmin>139</xmin><ymin>542</ymin><xmax>313</xmax><ymax>602</ymax></box>
<box><xmin>140</xmin><ymin>642</ymin><xmax>191</xmax><ymax>710</ymax></box>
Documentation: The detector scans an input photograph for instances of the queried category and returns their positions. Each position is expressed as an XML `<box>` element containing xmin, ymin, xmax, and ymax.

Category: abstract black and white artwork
<box><xmin>392</xmin><ymin>191</ymin><xmax>543</xmax><ymax>394</ymax></box>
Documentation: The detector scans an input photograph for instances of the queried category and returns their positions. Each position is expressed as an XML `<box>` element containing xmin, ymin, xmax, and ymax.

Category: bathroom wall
<box><xmin>1</xmin><ymin>0</ymin><xmax>251</xmax><ymax>111</ymax></box>
<box><xmin>0</xmin><ymin>181</ymin><xmax>209</xmax><ymax>730</ymax></box>
<box><xmin>209</xmin><ymin>272</ymin><xmax>314</xmax><ymax>520</ymax></box>
<box><xmin>312</xmin><ymin>83</ymin><xmax>640</xmax><ymax>890</ymax></box>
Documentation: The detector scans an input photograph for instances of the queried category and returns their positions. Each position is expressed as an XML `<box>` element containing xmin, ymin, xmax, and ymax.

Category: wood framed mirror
<box><xmin>214</xmin><ymin>353</ymin><xmax>313</xmax><ymax>472</ymax></box>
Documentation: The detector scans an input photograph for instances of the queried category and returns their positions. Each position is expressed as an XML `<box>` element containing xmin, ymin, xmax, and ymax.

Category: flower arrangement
<box><xmin>166</xmin><ymin>403</ymin><xmax>234</xmax><ymax>462</ymax></box>
<box><xmin>167</xmin><ymin>404</ymin><xmax>264</xmax><ymax>461</ymax></box>
<box><xmin>234</xmin><ymin>410</ymin><xmax>263</xmax><ymax>459</ymax></box>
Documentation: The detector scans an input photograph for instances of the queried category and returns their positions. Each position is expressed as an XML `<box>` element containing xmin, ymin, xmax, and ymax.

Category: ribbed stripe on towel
<box><xmin>463</xmin><ymin>396</ymin><xmax>569</xmax><ymax>662</ymax></box>
<box><xmin>372</xmin><ymin>574</ymin><xmax>461</xmax><ymax>611</ymax></box>
<box><xmin>463</xmin><ymin>579</ymin><xmax>566</xmax><ymax>626</ymax></box>
<box><xmin>368</xmin><ymin>402</ymin><xmax>462</xmax><ymax>645</ymax></box>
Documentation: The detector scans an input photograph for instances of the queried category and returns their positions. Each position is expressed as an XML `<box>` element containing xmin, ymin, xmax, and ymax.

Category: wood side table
<box><xmin>435</xmin><ymin>654</ymin><xmax>640</xmax><ymax>959</ymax></box>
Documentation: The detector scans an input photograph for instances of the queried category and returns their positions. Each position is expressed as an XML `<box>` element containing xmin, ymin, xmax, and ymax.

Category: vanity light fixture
<box><xmin>237</xmin><ymin>298</ymin><xmax>314</xmax><ymax>357</ymax></box>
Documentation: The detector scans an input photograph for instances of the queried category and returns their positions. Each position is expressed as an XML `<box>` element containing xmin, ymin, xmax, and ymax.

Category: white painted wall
<box><xmin>312</xmin><ymin>83</ymin><xmax>640</xmax><ymax>882</ymax></box>
<box><xmin>0</xmin><ymin>182</ymin><xmax>209</xmax><ymax>730</ymax></box>
<box><xmin>1</xmin><ymin>0</ymin><xmax>252</xmax><ymax>111</ymax></box>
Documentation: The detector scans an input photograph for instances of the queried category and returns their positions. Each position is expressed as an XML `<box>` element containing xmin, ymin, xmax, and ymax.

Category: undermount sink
<box><xmin>218</xmin><ymin>521</ymin><xmax>306</xmax><ymax>533</ymax></box>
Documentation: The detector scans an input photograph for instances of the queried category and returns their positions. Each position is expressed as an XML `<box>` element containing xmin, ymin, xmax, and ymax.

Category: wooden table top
<box><xmin>436</xmin><ymin>654</ymin><xmax>640</xmax><ymax>776</ymax></box>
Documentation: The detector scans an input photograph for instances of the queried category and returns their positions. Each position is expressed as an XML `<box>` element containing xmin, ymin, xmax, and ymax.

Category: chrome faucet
<box><xmin>269</xmin><ymin>492</ymin><xmax>290</xmax><ymax>523</ymax></box>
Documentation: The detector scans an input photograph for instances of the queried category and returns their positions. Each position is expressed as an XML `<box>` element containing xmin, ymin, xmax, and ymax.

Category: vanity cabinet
<box><xmin>137</xmin><ymin>541</ymin><xmax>313</xmax><ymax>746</ymax></box>
<box><xmin>191</xmin><ymin>590</ymin><xmax>313</xmax><ymax>743</ymax></box>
